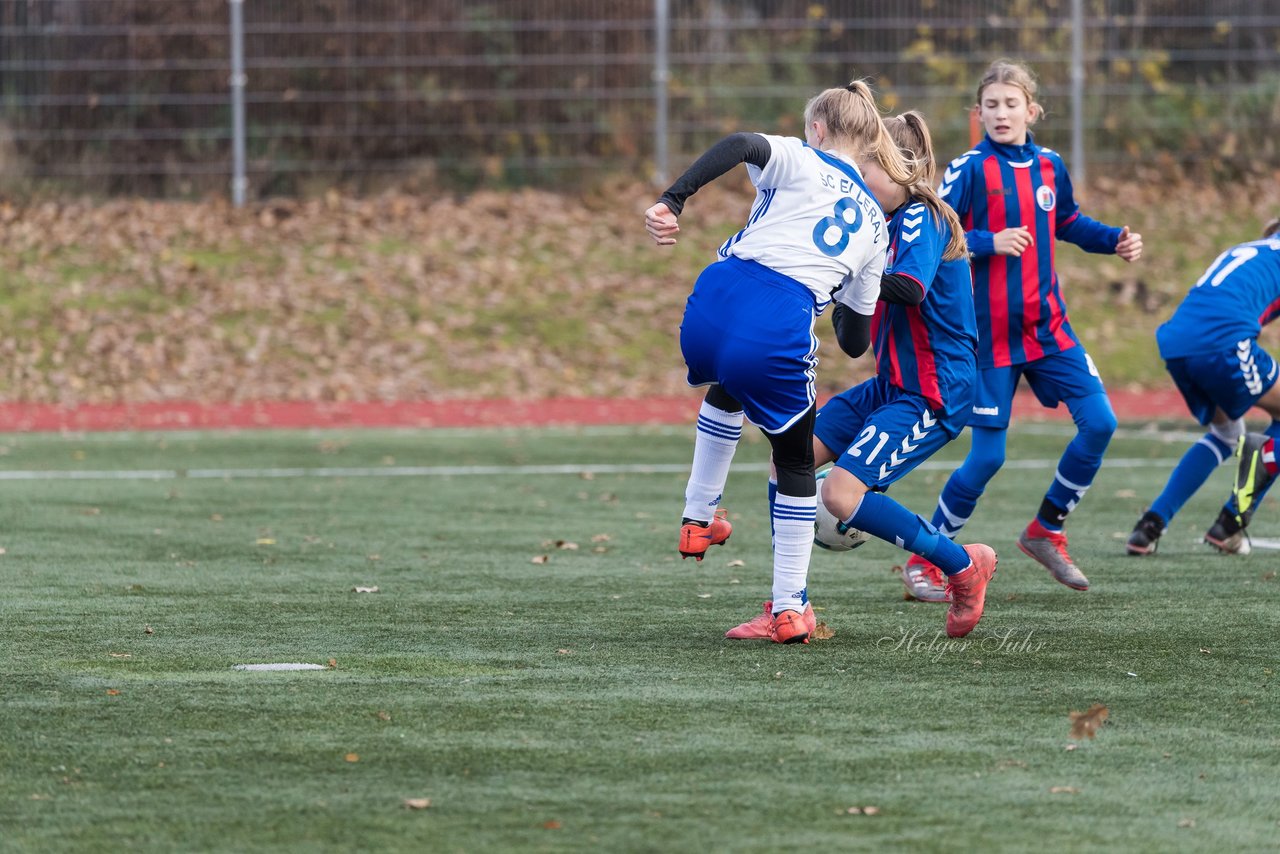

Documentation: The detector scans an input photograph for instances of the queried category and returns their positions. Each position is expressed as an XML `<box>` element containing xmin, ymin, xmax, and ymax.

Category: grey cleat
<box><xmin>1018</xmin><ymin>522</ymin><xmax>1089</xmax><ymax>590</ymax></box>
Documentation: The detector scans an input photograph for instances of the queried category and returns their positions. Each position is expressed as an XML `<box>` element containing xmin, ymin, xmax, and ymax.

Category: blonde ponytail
<box><xmin>804</xmin><ymin>79</ymin><xmax>926</xmax><ymax>188</ymax></box>
<box><xmin>884</xmin><ymin>111</ymin><xmax>968</xmax><ymax>261</ymax></box>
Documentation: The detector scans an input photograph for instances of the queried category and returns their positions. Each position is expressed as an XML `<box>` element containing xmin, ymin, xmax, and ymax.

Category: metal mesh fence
<box><xmin>1</xmin><ymin>0</ymin><xmax>1277</xmax><ymax>198</ymax></box>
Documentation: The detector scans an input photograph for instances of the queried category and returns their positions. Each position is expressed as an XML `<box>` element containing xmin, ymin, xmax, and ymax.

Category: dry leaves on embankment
<box><xmin>2</xmin><ymin>170</ymin><xmax>1279</xmax><ymax>404</ymax></box>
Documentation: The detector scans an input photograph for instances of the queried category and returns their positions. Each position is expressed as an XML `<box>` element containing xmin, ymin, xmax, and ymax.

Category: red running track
<box><xmin>0</xmin><ymin>389</ymin><xmax>1186</xmax><ymax>433</ymax></box>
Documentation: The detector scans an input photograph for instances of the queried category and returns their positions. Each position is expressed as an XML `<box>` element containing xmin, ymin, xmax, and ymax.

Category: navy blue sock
<box><xmin>849</xmin><ymin>492</ymin><xmax>971</xmax><ymax>575</ymax></box>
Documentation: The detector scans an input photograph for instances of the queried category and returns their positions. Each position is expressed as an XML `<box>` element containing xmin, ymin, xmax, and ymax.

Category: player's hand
<box><xmin>1115</xmin><ymin>225</ymin><xmax>1143</xmax><ymax>262</ymax></box>
<box><xmin>645</xmin><ymin>202</ymin><xmax>680</xmax><ymax>245</ymax></box>
<box><xmin>993</xmin><ymin>226</ymin><xmax>1033</xmax><ymax>257</ymax></box>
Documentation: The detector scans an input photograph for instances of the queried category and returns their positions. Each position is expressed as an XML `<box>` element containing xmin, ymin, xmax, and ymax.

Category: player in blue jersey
<box><xmin>814</xmin><ymin>111</ymin><xmax>996</xmax><ymax>627</ymax></box>
<box><xmin>646</xmin><ymin>82</ymin><xmax>993</xmax><ymax>644</ymax></box>
<box><xmin>909</xmin><ymin>59</ymin><xmax>1143</xmax><ymax>592</ymax></box>
<box><xmin>725</xmin><ymin>111</ymin><xmax>996</xmax><ymax>639</ymax></box>
<box><xmin>1127</xmin><ymin>217</ymin><xmax>1280</xmax><ymax>556</ymax></box>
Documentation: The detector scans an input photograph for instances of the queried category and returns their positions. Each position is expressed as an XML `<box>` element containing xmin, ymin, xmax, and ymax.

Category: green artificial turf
<box><xmin>0</xmin><ymin>423</ymin><xmax>1277</xmax><ymax>852</ymax></box>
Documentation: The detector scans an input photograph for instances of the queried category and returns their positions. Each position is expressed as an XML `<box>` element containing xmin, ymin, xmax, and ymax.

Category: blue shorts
<box><xmin>814</xmin><ymin>376</ymin><xmax>953</xmax><ymax>490</ymax></box>
<box><xmin>1165</xmin><ymin>338</ymin><xmax>1280</xmax><ymax>424</ymax></box>
<box><xmin>969</xmin><ymin>345</ymin><xmax>1106</xmax><ymax>430</ymax></box>
<box><xmin>680</xmin><ymin>256</ymin><xmax>818</xmax><ymax>434</ymax></box>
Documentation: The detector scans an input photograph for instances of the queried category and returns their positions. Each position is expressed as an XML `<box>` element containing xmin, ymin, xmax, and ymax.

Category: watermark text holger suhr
<box><xmin>878</xmin><ymin>627</ymin><xmax>1047</xmax><ymax>661</ymax></box>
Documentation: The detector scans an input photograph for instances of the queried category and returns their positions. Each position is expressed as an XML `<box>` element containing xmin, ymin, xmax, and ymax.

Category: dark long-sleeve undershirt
<box><xmin>657</xmin><ymin>133</ymin><xmax>772</xmax><ymax>215</ymax></box>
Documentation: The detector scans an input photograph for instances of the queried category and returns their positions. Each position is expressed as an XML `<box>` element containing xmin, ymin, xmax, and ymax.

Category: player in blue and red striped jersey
<box><xmin>813</xmin><ymin>111</ymin><xmax>989</xmax><ymax>615</ymax></box>
<box><xmin>909</xmin><ymin>60</ymin><xmax>1143</xmax><ymax>592</ymax></box>
<box><xmin>1127</xmin><ymin>217</ymin><xmax>1280</xmax><ymax>556</ymax></box>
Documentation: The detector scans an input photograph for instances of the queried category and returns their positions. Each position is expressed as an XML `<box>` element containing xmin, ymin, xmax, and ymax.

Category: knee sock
<box><xmin>1150</xmin><ymin>432</ymin><xmax>1233</xmax><ymax>524</ymax></box>
<box><xmin>931</xmin><ymin>470</ymin><xmax>985</xmax><ymax>539</ymax></box>
<box><xmin>929</xmin><ymin>426</ymin><xmax>1007</xmax><ymax>538</ymax></box>
<box><xmin>1040</xmin><ymin>393</ymin><xmax>1116</xmax><ymax>531</ymax></box>
<box><xmin>682</xmin><ymin>401</ymin><xmax>743</xmax><ymax>523</ymax></box>
<box><xmin>771</xmin><ymin>492</ymin><xmax>816</xmax><ymax>612</ymax></box>
<box><xmin>848</xmin><ymin>492</ymin><xmax>971</xmax><ymax>575</ymax></box>
<box><xmin>767</xmin><ymin>478</ymin><xmax>778</xmax><ymax>545</ymax></box>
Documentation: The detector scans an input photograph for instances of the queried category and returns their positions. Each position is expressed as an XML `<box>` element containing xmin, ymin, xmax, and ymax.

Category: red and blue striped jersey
<box><xmin>871</xmin><ymin>202</ymin><xmax>977</xmax><ymax>434</ymax></box>
<box><xmin>1157</xmin><ymin>237</ymin><xmax>1280</xmax><ymax>359</ymax></box>
<box><xmin>939</xmin><ymin>134</ymin><xmax>1121</xmax><ymax>369</ymax></box>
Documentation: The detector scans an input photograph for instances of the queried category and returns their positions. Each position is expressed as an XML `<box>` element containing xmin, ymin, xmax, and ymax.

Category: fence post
<box><xmin>229</xmin><ymin>0</ymin><xmax>247</xmax><ymax>206</ymax></box>
<box><xmin>653</xmin><ymin>0</ymin><xmax>670</xmax><ymax>185</ymax></box>
<box><xmin>1070</xmin><ymin>0</ymin><xmax>1085</xmax><ymax>189</ymax></box>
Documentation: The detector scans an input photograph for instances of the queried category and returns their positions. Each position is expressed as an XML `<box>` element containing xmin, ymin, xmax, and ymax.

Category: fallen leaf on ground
<box><xmin>543</xmin><ymin>820</ymin><xmax>562</xmax><ymax>829</ymax></box>
<box><xmin>812</xmin><ymin>622</ymin><xmax>835</xmax><ymax>640</ymax></box>
<box><xmin>256</xmin><ymin>538</ymin><xmax>275</xmax><ymax>545</ymax></box>
<box><xmin>1050</xmin><ymin>786</ymin><xmax>1080</xmax><ymax>794</ymax></box>
<box><xmin>531</xmin><ymin>555</ymin><xmax>549</xmax><ymax>564</ymax></box>
<box><xmin>403</xmin><ymin>798</ymin><xmax>431</xmax><ymax>809</ymax></box>
<box><xmin>376</xmin><ymin>710</ymin><xmax>391</xmax><ymax>721</ymax></box>
<box><xmin>1177</xmin><ymin>818</ymin><xmax>1196</xmax><ymax>828</ymax></box>
<box><xmin>144</xmin><ymin>625</ymin><xmax>154</xmax><ymax>635</ymax></box>
<box><xmin>344</xmin><ymin>753</ymin><xmax>359</xmax><ymax>763</ymax></box>
<box><xmin>328</xmin><ymin>658</ymin><xmax>338</xmax><ymax>668</ymax></box>
<box><xmin>352</xmin><ymin>586</ymin><xmax>380</xmax><ymax>593</ymax></box>
<box><xmin>107</xmin><ymin>652</ymin><xmax>131</xmax><ymax>658</ymax></box>
<box><xmin>591</xmin><ymin>533</ymin><xmax>611</xmax><ymax>542</ymax></box>
<box><xmin>106</xmin><ymin>689</ymin><xmax>120</xmax><ymax>696</ymax></box>
<box><xmin>1068</xmin><ymin>703</ymin><xmax>1109</xmax><ymax>739</ymax></box>
<box><xmin>726</xmin><ymin>559</ymin><xmax>745</xmax><ymax>567</ymax></box>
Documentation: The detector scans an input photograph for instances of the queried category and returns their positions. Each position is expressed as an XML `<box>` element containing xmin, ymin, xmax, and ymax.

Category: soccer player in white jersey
<box><xmin>645</xmin><ymin>80</ymin><xmax>993</xmax><ymax>643</ymax></box>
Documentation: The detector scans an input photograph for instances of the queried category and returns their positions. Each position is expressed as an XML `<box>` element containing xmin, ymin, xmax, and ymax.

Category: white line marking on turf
<box><xmin>0</xmin><ymin>457</ymin><xmax>1182</xmax><ymax>481</ymax></box>
<box><xmin>232</xmin><ymin>663</ymin><xmax>327</xmax><ymax>671</ymax></box>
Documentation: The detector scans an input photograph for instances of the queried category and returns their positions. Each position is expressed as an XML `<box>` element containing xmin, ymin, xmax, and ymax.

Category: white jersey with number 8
<box><xmin>717</xmin><ymin>134</ymin><xmax>887</xmax><ymax>316</ymax></box>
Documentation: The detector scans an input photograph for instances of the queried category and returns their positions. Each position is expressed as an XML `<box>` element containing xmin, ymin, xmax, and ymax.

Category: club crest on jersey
<box><xmin>886</xmin><ymin>246</ymin><xmax>896</xmax><ymax>267</ymax></box>
<box><xmin>1036</xmin><ymin>185</ymin><xmax>1056</xmax><ymax>211</ymax></box>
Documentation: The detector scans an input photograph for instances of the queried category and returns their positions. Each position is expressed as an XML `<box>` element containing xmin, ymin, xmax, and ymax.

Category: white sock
<box><xmin>682</xmin><ymin>401</ymin><xmax>743</xmax><ymax>522</ymax></box>
<box><xmin>770</xmin><ymin>491</ymin><xmax>816</xmax><ymax>612</ymax></box>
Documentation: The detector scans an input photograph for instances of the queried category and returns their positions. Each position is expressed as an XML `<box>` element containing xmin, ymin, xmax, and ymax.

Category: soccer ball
<box><xmin>814</xmin><ymin>469</ymin><xmax>870</xmax><ymax>551</ymax></box>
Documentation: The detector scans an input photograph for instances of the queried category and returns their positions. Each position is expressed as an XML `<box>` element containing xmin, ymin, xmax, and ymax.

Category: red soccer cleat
<box><xmin>725</xmin><ymin>600</ymin><xmax>816</xmax><ymax>641</ymax></box>
<box><xmin>679</xmin><ymin>508</ymin><xmax>732</xmax><ymax>561</ymax></box>
<box><xmin>768</xmin><ymin>609</ymin><xmax>812</xmax><ymax>644</ymax></box>
<box><xmin>945</xmin><ymin>544</ymin><xmax>998</xmax><ymax>638</ymax></box>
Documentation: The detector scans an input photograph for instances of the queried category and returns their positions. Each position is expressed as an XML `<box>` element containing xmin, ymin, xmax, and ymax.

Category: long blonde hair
<box><xmin>884</xmin><ymin>111</ymin><xmax>968</xmax><ymax>261</ymax></box>
<box><xmin>976</xmin><ymin>59</ymin><xmax>1043</xmax><ymax>125</ymax></box>
<box><xmin>804</xmin><ymin>79</ymin><xmax>925</xmax><ymax>187</ymax></box>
